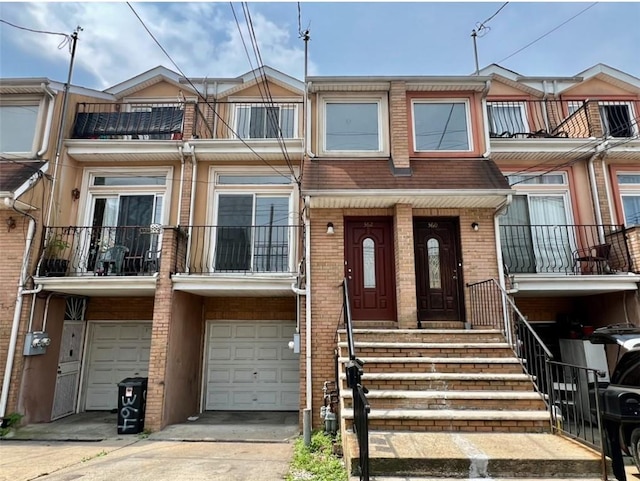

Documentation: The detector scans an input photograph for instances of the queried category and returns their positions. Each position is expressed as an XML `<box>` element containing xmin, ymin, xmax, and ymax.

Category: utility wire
<box><xmin>495</xmin><ymin>3</ymin><xmax>598</xmax><ymax>64</ymax></box>
<box><xmin>476</xmin><ymin>2</ymin><xmax>509</xmax><ymax>34</ymax></box>
<box><xmin>0</xmin><ymin>18</ymin><xmax>72</xmax><ymax>49</ymax></box>
<box><xmin>125</xmin><ymin>2</ymin><xmax>293</xmax><ymax>181</ymax></box>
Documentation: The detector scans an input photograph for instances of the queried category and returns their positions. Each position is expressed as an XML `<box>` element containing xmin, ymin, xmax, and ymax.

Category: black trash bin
<box><xmin>117</xmin><ymin>377</ymin><xmax>148</xmax><ymax>435</ymax></box>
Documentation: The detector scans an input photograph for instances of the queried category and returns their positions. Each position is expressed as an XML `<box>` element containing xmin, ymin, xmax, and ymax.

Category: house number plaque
<box><xmin>428</xmin><ymin>222</ymin><xmax>438</xmax><ymax>228</ymax></box>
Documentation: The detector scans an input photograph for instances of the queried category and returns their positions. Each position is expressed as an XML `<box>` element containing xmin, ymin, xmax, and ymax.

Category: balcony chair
<box><xmin>95</xmin><ymin>245</ymin><xmax>129</xmax><ymax>276</ymax></box>
<box><xmin>573</xmin><ymin>243</ymin><xmax>612</xmax><ymax>275</ymax></box>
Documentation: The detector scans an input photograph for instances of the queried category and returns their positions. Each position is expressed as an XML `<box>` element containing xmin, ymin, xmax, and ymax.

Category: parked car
<box><xmin>589</xmin><ymin>325</ymin><xmax>640</xmax><ymax>473</ymax></box>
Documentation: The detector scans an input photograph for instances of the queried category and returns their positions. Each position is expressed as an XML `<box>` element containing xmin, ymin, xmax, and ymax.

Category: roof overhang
<box><xmin>305</xmin><ymin>189</ymin><xmax>512</xmax><ymax>209</ymax></box>
<box><xmin>172</xmin><ymin>274</ymin><xmax>297</xmax><ymax>297</ymax></box>
<box><xmin>64</xmin><ymin>140</ymin><xmax>184</xmax><ymax>162</ymax></box>
<box><xmin>189</xmin><ymin>138</ymin><xmax>303</xmax><ymax>162</ymax></box>
<box><xmin>35</xmin><ymin>276</ymin><xmax>158</xmax><ymax>297</ymax></box>
<box><xmin>308</xmin><ymin>76</ymin><xmax>491</xmax><ymax>93</ymax></box>
<box><xmin>509</xmin><ymin>273</ymin><xmax>640</xmax><ymax>297</ymax></box>
<box><xmin>490</xmin><ymin>138</ymin><xmax>596</xmax><ymax>161</ymax></box>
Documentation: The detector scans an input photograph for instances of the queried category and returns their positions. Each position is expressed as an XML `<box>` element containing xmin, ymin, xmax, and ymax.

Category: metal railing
<box><xmin>72</xmin><ymin>102</ymin><xmax>187</xmax><ymax>140</ymax></box>
<box><xmin>179</xmin><ymin>225</ymin><xmax>298</xmax><ymax>274</ymax></box>
<box><xmin>342</xmin><ymin>278</ymin><xmax>370</xmax><ymax>481</ymax></box>
<box><xmin>500</xmin><ymin>224</ymin><xmax>633</xmax><ymax>275</ymax></box>
<box><xmin>467</xmin><ymin>278</ymin><xmax>610</xmax><ymax>478</ymax></box>
<box><xmin>487</xmin><ymin>99</ymin><xmax>639</xmax><ymax>140</ymax></box>
<box><xmin>193</xmin><ymin>101</ymin><xmax>302</xmax><ymax>140</ymax></box>
<box><xmin>38</xmin><ymin>226</ymin><xmax>162</xmax><ymax>277</ymax></box>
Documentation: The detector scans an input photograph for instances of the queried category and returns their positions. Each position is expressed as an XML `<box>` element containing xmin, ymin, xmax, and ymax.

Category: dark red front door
<box><xmin>345</xmin><ymin>218</ymin><xmax>396</xmax><ymax>321</ymax></box>
<box><xmin>414</xmin><ymin>218</ymin><xmax>463</xmax><ymax>322</ymax></box>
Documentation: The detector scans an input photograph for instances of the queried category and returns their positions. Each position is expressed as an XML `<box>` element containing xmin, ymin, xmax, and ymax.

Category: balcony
<box><xmin>172</xmin><ymin>225</ymin><xmax>300</xmax><ymax>297</ymax></box>
<box><xmin>500</xmin><ymin>224</ymin><xmax>640</xmax><ymax>296</ymax></box>
<box><xmin>65</xmin><ymin>101</ymin><xmax>188</xmax><ymax>162</ymax></box>
<box><xmin>34</xmin><ymin>226</ymin><xmax>161</xmax><ymax>296</ymax></box>
<box><xmin>487</xmin><ymin>100</ymin><xmax>640</xmax><ymax>161</ymax></box>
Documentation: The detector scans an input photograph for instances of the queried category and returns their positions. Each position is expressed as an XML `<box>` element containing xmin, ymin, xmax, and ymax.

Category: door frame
<box><xmin>413</xmin><ymin>216</ymin><xmax>465</xmax><ymax>325</ymax></box>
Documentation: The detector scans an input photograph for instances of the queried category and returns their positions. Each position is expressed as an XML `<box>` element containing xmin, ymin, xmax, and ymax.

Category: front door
<box><xmin>345</xmin><ymin>218</ymin><xmax>396</xmax><ymax>321</ymax></box>
<box><xmin>414</xmin><ymin>218</ymin><xmax>463</xmax><ymax>323</ymax></box>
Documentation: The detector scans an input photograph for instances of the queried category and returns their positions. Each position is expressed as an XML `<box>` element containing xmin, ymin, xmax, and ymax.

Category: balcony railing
<box><xmin>38</xmin><ymin>226</ymin><xmax>162</xmax><ymax>277</ymax></box>
<box><xmin>500</xmin><ymin>224</ymin><xmax>633</xmax><ymax>275</ymax></box>
<box><xmin>193</xmin><ymin>102</ymin><xmax>302</xmax><ymax>140</ymax></box>
<box><xmin>180</xmin><ymin>225</ymin><xmax>298</xmax><ymax>275</ymax></box>
<box><xmin>487</xmin><ymin>99</ymin><xmax>639</xmax><ymax>140</ymax></box>
<box><xmin>71</xmin><ymin>102</ymin><xmax>186</xmax><ymax>140</ymax></box>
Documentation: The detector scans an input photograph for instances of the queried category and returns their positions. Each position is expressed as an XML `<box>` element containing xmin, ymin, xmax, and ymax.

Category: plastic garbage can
<box><xmin>117</xmin><ymin>377</ymin><xmax>148</xmax><ymax>434</ymax></box>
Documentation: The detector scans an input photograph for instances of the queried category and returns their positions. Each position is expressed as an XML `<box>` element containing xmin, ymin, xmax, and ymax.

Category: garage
<box><xmin>205</xmin><ymin>321</ymin><xmax>299</xmax><ymax>411</ymax></box>
<box><xmin>84</xmin><ymin>322</ymin><xmax>152</xmax><ymax>410</ymax></box>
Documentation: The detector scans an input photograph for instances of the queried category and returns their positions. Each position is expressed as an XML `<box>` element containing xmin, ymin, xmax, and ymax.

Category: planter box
<box><xmin>38</xmin><ymin>259</ymin><xmax>69</xmax><ymax>277</ymax></box>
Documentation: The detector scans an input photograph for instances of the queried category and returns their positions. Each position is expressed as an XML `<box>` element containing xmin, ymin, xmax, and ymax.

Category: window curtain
<box><xmin>528</xmin><ymin>196</ymin><xmax>571</xmax><ymax>273</ymax></box>
<box><xmin>500</xmin><ymin>196</ymin><xmax>535</xmax><ymax>273</ymax></box>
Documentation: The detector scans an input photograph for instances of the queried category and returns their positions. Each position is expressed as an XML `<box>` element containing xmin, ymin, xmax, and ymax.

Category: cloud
<box><xmin>1</xmin><ymin>2</ymin><xmax>313</xmax><ymax>89</ymax></box>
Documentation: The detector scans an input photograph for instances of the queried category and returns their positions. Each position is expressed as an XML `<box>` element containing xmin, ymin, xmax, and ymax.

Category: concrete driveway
<box><xmin>0</xmin><ymin>439</ymin><xmax>294</xmax><ymax>481</ymax></box>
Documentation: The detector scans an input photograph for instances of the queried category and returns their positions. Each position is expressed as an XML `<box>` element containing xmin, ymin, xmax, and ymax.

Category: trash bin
<box><xmin>117</xmin><ymin>377</ymin><xmax>147</xmax><ymax>435</ymax></box>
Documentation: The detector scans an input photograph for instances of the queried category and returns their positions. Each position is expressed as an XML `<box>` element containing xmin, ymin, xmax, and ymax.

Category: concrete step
<box><xmin>342</xmin><ymin>372</ymin><xmax>537</xmax><ymax>392</ymax></box>
<box><xmin>343</xmin><ymin>431</ymin><xmax>606</xmax><ymax>479</ymax></box>
<box><xmin>341</xmin><ymin>409</ymin><xmax>550</xmax><ymax>433</ymax></box>
<box><xmin>338</xmin><ymin>356</ymin><xmax>525</xmax><ymax>374</ymax></box>
<box><xmin>341</xmin><ymin>389</ymin><xmax>546</xmax><ymax>411</ymax></box>
<box><xmin>338</xmin><ymin>341</ymin><xmax>514</xmax><ymax>358</ymax></box>
<box><xmin>338</xmin><ymin>328</ymin><xmax>505</xmax><ymax>343</ymax></box>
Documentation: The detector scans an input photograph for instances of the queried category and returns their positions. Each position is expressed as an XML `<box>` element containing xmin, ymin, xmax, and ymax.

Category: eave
<box><xmin>510</xmin><ymin>273</ymin><xmax>640</xmax><ymax>297</ymax></box>
<box><xmin>171</xmin><ymin>274</ymin><xmax>297</xmax><ymax>297</ymax></box>
<box><xmin>34</xmin><ymin>276</ymin><xmax>158</xmax><ymax>297</ymax></box>
<box><xmin>188</xmin><ymin>138</ymin><xmax>303</xmax><ymax>162</ymax></box>
<box><xmin>64</xmin><ymin>140</ymin><xmax>184</xmax><ymax>162</ymax></box>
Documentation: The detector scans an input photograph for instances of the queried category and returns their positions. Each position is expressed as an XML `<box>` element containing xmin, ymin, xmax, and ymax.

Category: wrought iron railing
<box><xmin>500</xmin><ymin>224</ymin><xmax>633</xmax><ymax>275</ymax></box>
<box><xmin>71</xmin><ymin>101</ymin><xmax>187</xmax><ymax>140</ymax></box>
<box><xmin>38</xmin><ymin>225</ymin><xmax>162</xmax><ymax>277</ymax></box>
<box><xmin>487</xmin><ymin>99</ymin><xmax>639</xmax><ymax>140</ymax></box>
<box><xmin>342</xmin><ymin>278</ymin><xmax>370</xmax><ymax>481</ymax></box>
<box><xmin>179</xmin><ymin>225</ymin><xmax>298</xmax><ymax>274</ymax></box>
<box><xmin>193</xmin><ymin>101</ymin><xmax>302</xmax><ymax>140</ymax></box>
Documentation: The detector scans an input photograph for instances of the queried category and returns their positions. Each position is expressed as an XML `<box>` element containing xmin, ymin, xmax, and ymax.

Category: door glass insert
<box><xmin>427</xmin><ymin>238</ymin><xmax>441</xmax><ymax>288</ymax></box>
<box><xmin>363</xmin><ymin>237</ymin><xmax>375</xmax><ymax>288</ymax></box>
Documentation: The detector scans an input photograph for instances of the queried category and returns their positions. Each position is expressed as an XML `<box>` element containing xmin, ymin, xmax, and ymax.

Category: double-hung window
<box><xmin>412</xmin><ymin>100</ymin><xmax>472</xmax><ymax>151</ymax></box>
<box><xmin>617</xmin><ymin>173</ymin><xmax>640</xmax><ymax>226</ymax></box>
<box><xmin>487</xmin><ymin>102</ymin><xmax>528</xmax><ymax>136</ymax></box>
<box><xmin>213</xmin><ymin>173</ymin><xmax>294</xmax><ymax>273</ymax></box>
<box><xmin>0</xmin><ymin>101</ymin><xmax>42</xmax><ymax>155</ymax></box>
<box><xmin>235</xmin><ymin>104</ymin><xmax>296</xmax><ymax>139</ymax></box>
<box><xmin>499</xmin><ymin>173</ymin><xmax>574</xmax><ymax>274</ymax></box>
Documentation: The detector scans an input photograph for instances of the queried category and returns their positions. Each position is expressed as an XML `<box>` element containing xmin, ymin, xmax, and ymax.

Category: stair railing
<box><xmin>342</xmin><ymin>278</ymin><xmax>370</xmax><ymax>481</ymax></box>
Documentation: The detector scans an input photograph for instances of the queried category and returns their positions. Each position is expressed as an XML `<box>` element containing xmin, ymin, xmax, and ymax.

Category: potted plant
<box><xmin>39</xmin><ymin>234</ymin><xmax>70</xmax><ymax>277</ymax></box>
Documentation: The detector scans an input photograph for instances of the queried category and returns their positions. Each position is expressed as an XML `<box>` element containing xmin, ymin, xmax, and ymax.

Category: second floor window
<box><xmin>0</xmin><ymin>103</ymin><xmax>39</xmax><ymax>154</ymax></box>
<box><xmin>325</xmin><ymin>102</ymin><xmax>380</xmax><ymax>151</ymax></box>
<box><xmin>236</xmin><ymin>105</ymin><xmax>295</xmax><ymax>139</ymax></box>
<box><xmin>412</xmin><ymin>101</ymin><xmax>471</xmax><ymax>151</ymax></box>
<box><xmin>599</xmin><ymin>102</ymin><xmax>636</xmax><ymax>138</ymax></box>
<box><xmin>488</xmin><ymin>102</ymin><xmax>528</xmax><ymax>136</ymax></box>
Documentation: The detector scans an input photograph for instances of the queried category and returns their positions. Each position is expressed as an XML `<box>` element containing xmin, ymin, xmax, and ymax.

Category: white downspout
<box><xmin>588</xmin><ymin>144</ymin><xmax>608</xmax><ymax>242</ymax></box>
<box><xmin>303</xmin><ymin>196</ymin><xmax>312</xmax><ymax>414</ymax></box>
<box><xmin>185</xmin><ymin>143</ymin><xmax>197</xmax><ymax>273</ymax></box>
<box><xmin>481</xmin><ymin>80</ymin><xmax>492</xmax><ymax>159</ymax></box>
<box><xmin>601</xmin><ymin>152</ymin><xmax>614</xmax><ymax>225</ymax></box>
<box><xmin>494</xmin><ymin>194</ymin><xmax>513</xmax><ymax>341</ymax></box>
<box><xmin>177</xmin><ymin>145</ymin><xmax>185</xmax><ymax>225</ymax></box>
<box><xmin>0</xmin><ymin>215</ymin><xmax>43</xmax><ymax>418</ymax></box>
<box><xmin>37</xmin><ymin>83</ymin><xmax>56</xmax><ymax>157</ymax></box>
<box><xmin>305</xmin><ymin>82</ymin><xmax>316</xmax><ymax>160</ymax></box>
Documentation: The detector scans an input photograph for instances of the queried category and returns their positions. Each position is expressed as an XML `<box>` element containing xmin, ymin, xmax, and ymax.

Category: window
<box><xmin>0</xmin><ymin>103</ymin><xmax>39</xmax><ymax>153</ymax></box>
<box><xmin>363</xmin><ymin>238</ymin><xmax>376</xmax><ymax>288</ymax></box>
<box><xmin>488</xmin><ymin>103</ymin><xmax>528</xmax><ymax>136</ymax></box>
<box><xmin>617</xmin><ymin>173</ymin><xmax>640</xmax><ymax>225</ymax></box>
<box><xmin>599</xmin><ymin>102</ymin><xmax>637</xmax><ymax>138</ymax></box>
<box><xmin>236</xmin><ymin>104</ymin><xmax>295</xmax><ymax>139</ymax></box>
<box><xmin>413</xmin><ymin>101</ymin><xmax>471</xmax><ymax>151</ymax></box>
<box><xmin>427</xmin><ymin>239</ymin><xmax>441</xmax><ymax>289</ymax></box>
<box><xmin>324</xmin><ymin>101</ymin><xmax>380</xmax><ymax>151</ymax></box>
<box><xmin>507</xmin><ymin>173</ymin><xmax>566</xmax><ymax>186</ymax></box>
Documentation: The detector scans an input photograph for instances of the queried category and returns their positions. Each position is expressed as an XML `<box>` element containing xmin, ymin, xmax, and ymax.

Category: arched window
<box><xmin>363</xmin><ymin>238</ymin><xmax>376</xmax><ymax>288</ymax></box>
<box><xmin>427</xmin><ymin>238</ymin><xmax>441</xmax><ymax>289</ymax></box>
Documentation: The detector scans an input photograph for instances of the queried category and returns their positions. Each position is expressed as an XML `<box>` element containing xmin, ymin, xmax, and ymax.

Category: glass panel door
<box><xmin>528</xmin><ymin>195</ymin><xmax>571</xmax><ymax>273</ymax></box>
<box><xmin>500</xmin><ymin>196</ymin><xmax>535</xmax><ymax>273</ymax></box>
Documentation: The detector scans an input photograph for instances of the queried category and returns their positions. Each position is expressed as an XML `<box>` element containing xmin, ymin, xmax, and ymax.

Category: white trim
<box><xmin>231</xmin><ymin>102</ymin><xmax>299</xmax><ymax>140</ymax></box>
<box><xmin>411</xmin><ymin>99</ymin><xmax>473</xmax><ymax>153</ymax></box>
<box><xmin>598</xmin><ymin>101</ymin><xmax>639</xmax><ymax>137</ymax></box>
<box><xmin>318</xmin><ymin>92</ymin><xmax>389</xmax><ymax>157</ymax></box>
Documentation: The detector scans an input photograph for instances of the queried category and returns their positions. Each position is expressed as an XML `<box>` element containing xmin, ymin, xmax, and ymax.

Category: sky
<box><xmin>0</xmin><ymin>2</ymin><xmax>639</xmax><ymax>92</ymax></box>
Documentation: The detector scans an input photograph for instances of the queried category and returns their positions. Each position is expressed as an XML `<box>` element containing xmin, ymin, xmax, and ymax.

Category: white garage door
<box><xmin>84</xmin><ymin>322</ymin><xmax>152</xmax><ymax>410</ymax></box>
<box><xmin>205</xmin><ymin>322</ymin><xmax>299</xmax><ymax>411</ymax></box>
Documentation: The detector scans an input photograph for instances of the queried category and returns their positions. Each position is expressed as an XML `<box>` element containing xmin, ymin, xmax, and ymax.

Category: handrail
<box><xmin>343</xmin><ymin>278</ymin><xmax>356</xmax><ymax>361</ymax></box>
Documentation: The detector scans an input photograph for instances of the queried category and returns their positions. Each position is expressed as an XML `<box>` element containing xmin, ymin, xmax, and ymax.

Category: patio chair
<box><xmin>573</xmin><ymin>243</ymin><xmax>612</xmax><ymax>274</ymax></box>
<box><xmin>95</xmin><ymin>245</ymin><xmax>129</xmax><ymax>276</ymax></box>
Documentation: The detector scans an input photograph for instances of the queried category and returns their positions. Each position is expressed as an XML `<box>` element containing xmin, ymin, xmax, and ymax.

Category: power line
<box><xmin>476</xmin><ymin>2</ymin><xmax>509</xmax><ymax>34</ymax></box>
<box><xmin>0</xmin><ymin>18</ymin><xmax>72</xmax><ymax>50</ymax></box>
<box><xmin>495</xmin><ymin>3</ymin><xmax>598</xmax><ymax>65</ymax></box>
<box><xmin>125</xmin><ymin>2</ymin><xmax>295</xmax><ymax>182</ymax></box>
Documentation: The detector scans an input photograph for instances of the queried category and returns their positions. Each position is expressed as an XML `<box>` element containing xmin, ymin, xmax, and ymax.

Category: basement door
<box><xmin>205</xmin><ymin>322</ymin><xmax>299</xmax><ymax>411</ymax></box>
<box><xmin>414</xmin><ymin>218</ymin><xmax>463</xmax><ymax>322</ymax></box>
<box><xmin>84</xmin><ymin>322</ymin><xmax>151</xmax><ymax>410</ymax></box>
<box><xmin>344</xmin><ymin>218</ymin><xmax>396</xmax><ymax>321</ymax></box>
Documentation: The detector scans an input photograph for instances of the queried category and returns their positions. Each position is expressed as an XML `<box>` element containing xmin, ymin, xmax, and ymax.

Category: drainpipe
<box><xmin>601</xmin><ymin>152</ymin><xmax>615</xmax><ymax>225</ymax></box>
<box><xmin>0</xmin><ymin>201</ymin><xmax>43</xmax><ymax>418</ymax></box>
<box><xmin>36</xmin><ymin>83</ymin><xmax>56</xmax><ymax>157</ymax></box>
<box><xmin>303</xmin><ymin>195</ymin><xmax>312</xmax><ymax>444</ymax></box>
<box><xmin>588</xmin><ymin>142</ymin><xmax>609</xmax><ymax>242</ymax></box>
<box><xmin>481</xmin><ymin>80</ymin><xmax>491</xmax><ymax>159</ymax></box>
<box><xmin>305</xmin><ymin>82</ymin><xmax>316</xmax><ymax>160</ymax></box>
<box><xmin>185</xmin><ymin>143</ymin><xmax>197</xmax><ymax>273</ymax></box>
<box><xmin>177</xmin><ymin>145</ymin><xmax>185</xmax><ymax>225</ymax></box>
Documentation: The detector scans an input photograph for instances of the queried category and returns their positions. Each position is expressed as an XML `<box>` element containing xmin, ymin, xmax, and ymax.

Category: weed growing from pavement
<box><xmin>0</xmin><ymin>412</ymin><xmax>23</xmax><ymax>438</ymax></box>
<box><xmin>286</xmin><ymin>431</ymin><xmax>347</xmax><ymax>481</ymax></box>
<box><xmin>81</xmin><ymin>450</ymin><xmax>108</xmax><ymax>462</ymax></box>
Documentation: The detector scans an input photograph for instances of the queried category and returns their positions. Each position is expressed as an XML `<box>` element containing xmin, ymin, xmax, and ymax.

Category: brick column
<box><xmin>394</xmin><ymin>204</ymin><xmax>417</xmax><ymax>329</ymax></box>
<box><xmin>145</xmin><ymin>227</ymin><xmax>178</xmax><ymax>431</ymax></box>
<box><xmin>390</xmin><ymin>81</ymin><xmax>410</xmax><ymax>170</ymax></box>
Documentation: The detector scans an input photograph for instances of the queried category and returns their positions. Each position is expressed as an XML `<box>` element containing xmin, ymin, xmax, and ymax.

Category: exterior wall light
<box><xmin>326</xmin><ymin>222</ymin><xmax>335</xmax><ymax>235</ymax></box>
<box><xmin>471</xmin><ymin>222</ymin><xmax>479</xmax><ymax>231</ymax></box>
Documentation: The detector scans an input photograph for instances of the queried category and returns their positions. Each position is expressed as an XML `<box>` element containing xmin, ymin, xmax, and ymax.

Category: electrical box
<box><xmin>23</xmin><ymin>331</ymin><xmax>51</xmax><ymax>356</ymax></box>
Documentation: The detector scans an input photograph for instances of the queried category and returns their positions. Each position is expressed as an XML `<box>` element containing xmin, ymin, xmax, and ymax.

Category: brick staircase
<box><xmin>337</xmin><ymin>328</ymin><xmax>605</xmax><ymax>479</ymax></box>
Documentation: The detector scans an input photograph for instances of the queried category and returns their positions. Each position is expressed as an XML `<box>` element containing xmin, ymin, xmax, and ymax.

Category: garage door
<box><xmin>84</xmin><ymin>322</ymin><xmax>152</xmax><ymax>410</ymax></box>
<box><xmin>205</xmin><ymin>322</ymin><xmax>299</xmax><ymax>411</ymax></box>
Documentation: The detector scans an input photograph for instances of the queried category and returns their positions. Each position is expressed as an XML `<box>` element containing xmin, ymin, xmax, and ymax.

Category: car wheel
<box><xmin>632</xmin><ymin>428</ymin><xmax>640</xmax><ymax>472</ymax></box>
